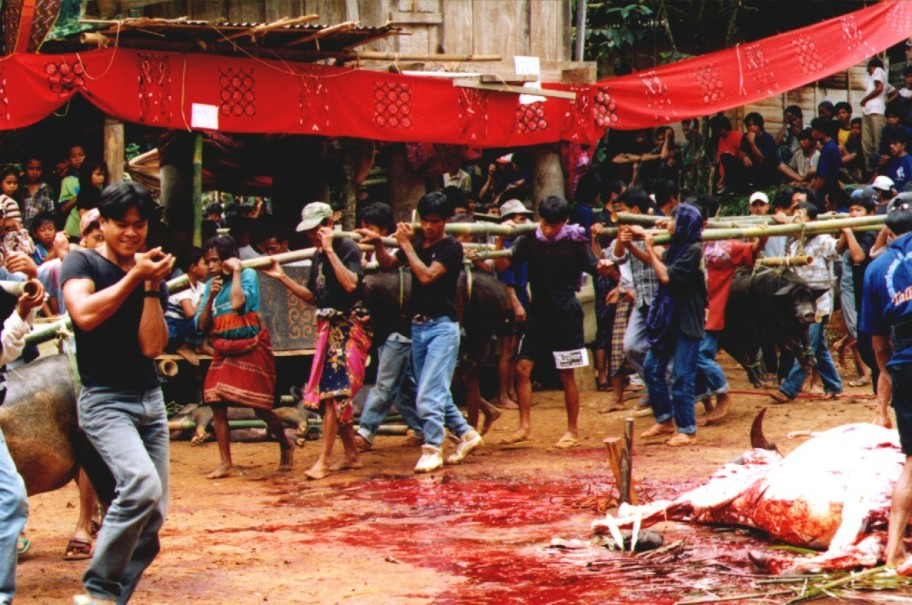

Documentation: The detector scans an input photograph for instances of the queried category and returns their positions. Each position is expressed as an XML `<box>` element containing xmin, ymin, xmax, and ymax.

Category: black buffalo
<box><xmin>720</xmin><ymin>268</ymin><xmax>827</xmax><ymax>387</ymax></box>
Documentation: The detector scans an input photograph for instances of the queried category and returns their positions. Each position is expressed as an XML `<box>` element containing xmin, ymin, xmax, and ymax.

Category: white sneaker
<box><xmin>446</xmin><ymin>430</ymin><xmax>483</xmax><ymax>465</ymax></box>
<box><xmin>629</xmin><ymin>374</ymin><xmax>645</xmax><ymax>388</ymax></box>
<box><xmin>414</xmin><ymin>445</ymin><xmax>443</xmax><ymax>473</ymax></box>
<box><xmin>74</xmin><ymin>596</ymin><xmax>117</xmax><ymax>605</ymax></box>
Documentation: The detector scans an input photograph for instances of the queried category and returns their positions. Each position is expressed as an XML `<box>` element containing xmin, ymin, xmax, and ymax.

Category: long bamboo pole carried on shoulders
<box><xmin>756</xmin><ymin>255</ymin><xmax>814</xmax><ymax>267</ymax></box>
<box><xmin>651</xmin><ymin>214</ymin><xmax>885</xmax><ymax>245</ymax></box>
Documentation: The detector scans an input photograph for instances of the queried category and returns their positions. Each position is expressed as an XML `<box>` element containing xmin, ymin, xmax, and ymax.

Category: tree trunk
<box><xmin>103</xmin><ymin>116</ymin><xmax>124</xmax><ymax>184</ymax></box>
<box><xmin>531</xmin><ymin>144</ymin><xmax>565</xmax><ymax>212</ymax></box>
<box><xmin>387</xmin><ymin>144</ymin><xmax>426</xmax><ymax>222</ymax></box>
<box><xmin>158</xmin><ymin>131</ymin><xmax>194</xmax><ymax>232</ymax></box>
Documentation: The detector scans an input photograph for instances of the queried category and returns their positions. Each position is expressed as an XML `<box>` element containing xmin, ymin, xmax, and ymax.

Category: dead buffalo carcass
<box><xmin>0</xmin><ymin>354</ymin><xmax>113</xmax><ymax>504</ymax></box>
<box><xmin>720</xmin><ymin>268</ymin><xmax>826</xmax><ymax>387</ymax></box>
<box><xmin>592</xmin><ymin>412</ymin><xmax>904</xmax><ymax>573</ymax></box>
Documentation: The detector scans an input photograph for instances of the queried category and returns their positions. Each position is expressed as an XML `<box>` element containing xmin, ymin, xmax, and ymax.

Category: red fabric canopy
<box><xmin>0</xmin><ymin>0</ymin><xmax>908</xmax><ymax>144</ymax></box>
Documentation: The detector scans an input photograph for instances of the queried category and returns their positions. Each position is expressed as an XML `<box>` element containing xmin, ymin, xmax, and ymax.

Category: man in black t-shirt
<box><xmin>363</xmin><ymin>192</ymin><xmax>482</xmax><ymax>473</ymax></box>
<box><xmin>61</xmin><ymin>181</ymin><xmax>173</xmax><ymax>605</ymax></box>
<box><xmin>494</xmin><ymin>195</ymin><xmax>610</xmax><ymax>449</ymax></box>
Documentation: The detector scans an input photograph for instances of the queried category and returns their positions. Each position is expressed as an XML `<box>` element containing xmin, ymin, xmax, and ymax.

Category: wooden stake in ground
<box><xmin>621</xmin><ymin>418</ymin><xmax>635</xmax><ymax>505</ymax></box>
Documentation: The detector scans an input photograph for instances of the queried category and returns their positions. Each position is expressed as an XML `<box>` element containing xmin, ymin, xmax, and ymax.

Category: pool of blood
<box><xmin>256</xmin><ymin>474</ymin><xmax>782</xmax><ymax>603</ymax></box>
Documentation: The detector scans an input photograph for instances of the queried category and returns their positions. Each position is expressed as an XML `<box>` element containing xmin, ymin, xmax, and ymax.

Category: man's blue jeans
<box><xmin>694</xmin><ymin>330</ymin><xmax>729</xmax><ymax>401</ymax></box>
<box><xmin>0</xmin><ymin>428</ymin><xmax>26</xmax><ymax>605</ymax></box>
<box><xmin>357</xmin><ymin>333</ymin><xmax>423</xmax><ymax>444</ymax></box>
<box><xmin>644</xmin><ymin>329</ymin><xmax>701</xmax><ymax>435</ymax></box>
<box><xmin>78</xmin><ymin>385</ymin><xmax>170</xmax><ymax>604</ymax></box>
<box><xmin>780</xmin><ymin>317</ymin><xmax>843</xmax><ymax>399</ymax></box>
<box><xmin>411</xmin><ymin>318</ymin><xmax>471</xmax><ymax>448</ymax></box>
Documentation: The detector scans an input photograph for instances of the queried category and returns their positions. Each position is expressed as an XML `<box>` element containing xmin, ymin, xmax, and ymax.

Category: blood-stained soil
<box><xmin>14</xmin><ymin>354</ymin><xmax>912</xmax><ymax>604</ymax></box>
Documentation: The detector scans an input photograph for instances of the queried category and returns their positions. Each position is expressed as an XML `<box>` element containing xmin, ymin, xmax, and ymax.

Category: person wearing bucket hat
<box><xmin>268</xmin><ymin>201</ymin><xmax>371</xmax><ymax>480</ymax></box>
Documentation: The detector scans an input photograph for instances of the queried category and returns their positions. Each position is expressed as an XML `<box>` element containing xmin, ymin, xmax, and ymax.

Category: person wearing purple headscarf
<box><xmin>639</xmin><ymin>203</ymin><xmax>706</xmax><ymax>446</ymax></box>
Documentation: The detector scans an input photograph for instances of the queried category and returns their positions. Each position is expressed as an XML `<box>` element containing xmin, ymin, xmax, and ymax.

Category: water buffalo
<box><xmin>0</xmin><ymin>354</ymin><xmax>113</xmax><ymax>504</ymax></box>
<box><xmin>720</xmin><ymin>268</ymin><xmax>826</xmax><ymax>387</ymax></box>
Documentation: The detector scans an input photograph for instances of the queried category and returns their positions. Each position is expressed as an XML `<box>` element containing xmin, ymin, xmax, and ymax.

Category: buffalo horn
<box><xmin>750</xmin><ymin>407</ymin><xmax>779</xmax><ymax>453</ymax></box>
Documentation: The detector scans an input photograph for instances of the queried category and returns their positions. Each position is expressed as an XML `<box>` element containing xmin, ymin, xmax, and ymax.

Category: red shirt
<box><xmin>717</xmin><ymin>130</ymin><xmax>743</xmax><ymax>177</ymax></box>
<box><xmin>704</xmin><ymin>239</ymin><xmax>754</xmax><ymax>331</ymax></box>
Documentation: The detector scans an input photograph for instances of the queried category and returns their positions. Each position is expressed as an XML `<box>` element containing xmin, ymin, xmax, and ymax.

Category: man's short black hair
<box><xmin>178</xmin><ymin>247</ymin><xmax>204</xmax><ymax>273</ymax></box>
<box><xmin>818</xmin><ymin>100</ymin><xmax>835</xmax><ymax>115</ymax></box>
<box><xmin>206</xmin><ymin>202</ymin><xmax>224</xmax><ymax>216</ymax></box>
<box><xmin>851</xmin><ymin>117</ymin><xmax>863</xmax><ymax>126</ymax></box>
<box><xmin>868</xmin><ymin>57</ymin><xmax>885</xmax><ymax>70</ymax></box>
<box><xmin>794</xmin><ymin>201</ymin><xmax>818</xmax><ymax>221</ymax></box>
<box><xmin>416</xmin><ymin>191</ymin><xmax>453</xmax><ymax>220</ymax></box>
<box><xmin>617</xmin><ymin>186</ymin><xmax>651</xmax><ymax>213</ymax></box>
<box><xmin>715</xmin><ymin>116</ymin><xmax>733</xmax><ymax>132</ymax></box>
<box><xmin>889</xmin><ymin>128</ymin><xmax>909</xmax><ymax>146</ymax></box>
<box><xmin>602</xmin><ymin>179</ymin><xmax>626</xmax><ymax>200</ymax></box>
<box><xmin>744</xmin><ymin>112</ymin><xmax>764</xmax><ymax>128</ymax></box>
<box><xmin>850</xmin><ymin>190</ymin><xmax>877</xmax><ymax>214</ymax></box>
<box><xmin>97</xmin><ymin>181</ymin><xmax>157</xmax><ymax>221</ymax></box>
<box><xmin>887</xmin><ymin>193</ymin><xmax>912</xmax><ymax>235</ymax></box>
<box><xmin>797</xmin><ymin>128</ymin><xmax>814</xmax><ymax>142</ymax></box>
<box><xmin>575</xmin><ymin>172</ymin><xmax>602</xmax><ymax>205</ymax></box>
<box><xmin>654</xmin><ymin>179</ymin><xmax>679</xmax><ymax>205</ymax></box>
<box><xmin>359</xmin><ymin>202</ymin><xmax>396</xmax><ymax>233</ymax></box>
<box><xmin>886</xmin><ymin>103</ymin><xmax>905</xmax><ymax>118</ymax></box>
<box><xmin>773</xmin><ymin>187</ymin><xmax>795</xmax><ymax>211</ymax></box>
<box><xmin>785</xmin><ymin>105</ymin><xmax>803</xmax><ymax>119</ymax></box>
<box><xmin>203</xmin><ymin>234</ymin><xmax>239</xmax><ymax>261</ymax></box>
<box><xmin>538</xmin><ymin>195</ymin><xmax>570</xmax><ymax>224</ymax></box>
<box><xmin>689</xmin><ymin>195</ymin><xmax>719</xmax><ymax>220</ymax></box>
<box><xmin>442</xmin><ymin>186</ymin><xmax>466</xmax><ymax>208</ymax></box>
<box><xmin>834</xmin><ymin>102</ymin><xmax>852</xmax><ymax>115</ymax></box>
<box><xmin>810</xmin><ymin>117</ymin><xmax>838</xmax><ymax>139</ymax></box>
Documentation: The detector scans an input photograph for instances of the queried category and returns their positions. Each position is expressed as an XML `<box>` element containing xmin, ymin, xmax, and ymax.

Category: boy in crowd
<box><xmin>886</xmin><ymin>129</ymin><xmax>912</xmax><ymax>193</ymax></box>
<box><xmin>771</xmin><ymin>202</ymin><xmax>843</xmax><ymax>403</ymax></box>
<box><xmin>365</xmin><ymin>192</ymin><xmax>483</xmax><ymax>472</ymax></box>
<box><xmin>165</xmin><ymin>248</ymin><xmax>210</xmax><ymax>364</ymax></box>
<box><xmin>784</xmin><ymin>128</ymin><xmax>819</xmax><ymax>183</ymax></box>
<box><xmin>494</xmin><ymin>195</ymin><xmax>611</xmax><ymax>448</ymax></box>
<box><xmin>352</xmin><ymin>203</ymin><xmax>425</xmax><ymax>451</ymax></box>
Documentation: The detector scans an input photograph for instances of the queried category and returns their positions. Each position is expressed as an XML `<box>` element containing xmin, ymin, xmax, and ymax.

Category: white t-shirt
<box><xmin>864</xmin><ymin>67</ymin><xmax>887</xmax><ymax>115</ymax></box>
<box><xmin>166</xmin><ymin>280</ymin><xmax>202</xmax><ymax>320</ymax></box>
<box><xmin>789</xmin><ymin>149</ymin><xmax>820</xmax><ymax>179</ymax></box>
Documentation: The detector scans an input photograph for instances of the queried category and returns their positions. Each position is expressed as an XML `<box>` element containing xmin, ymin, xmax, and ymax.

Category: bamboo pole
<box><xmin>651</xmin><ymin>215</ymin><xmax>885</xmax><ymax>245</ymax></box>
<box><xmin>191</xmin><ymin>132</ymin><xmax>203</xmax><ymax>247</ymax></box>
<box><xmin>614</xmin><ymin>211</ymin><xmax>842</xmax><ymax>228</ymax></box>
<box><xmin>756</xmin><ymin>255</ymin><xmax>814</xmax><ymax>267</ymax></box>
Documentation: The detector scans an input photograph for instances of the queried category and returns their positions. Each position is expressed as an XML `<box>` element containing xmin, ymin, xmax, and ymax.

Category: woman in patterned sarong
<box><xmin>264</xmin><ymin>202</ymin><xmax>371</xmax><ymax>480</ymax></box>
<box><xmin>196</xmin><ymin>235</ymin><xmax>293</xmax><ymax>479</ymax></box>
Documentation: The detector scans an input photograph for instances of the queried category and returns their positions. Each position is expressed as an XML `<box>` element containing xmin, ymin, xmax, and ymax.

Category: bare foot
<box><xmin>329</xmin><ymin>457</ymin><xmax>363</xmax><ymax>471</ymax></box>
<box><xmin>498</xmin><ymin>396</ymin><xmax>519</xmax><ymax>410</ymax></box>
<box><xmin>702</xmin><ymin>393</ymin><xmax>733</xmax><ymax>426</ymax></box>
<box><xmin>205</xmin><ymin>465</ymin><xmax>235</xmax><ymax>479</ymax></box>
<box><xmin>769</xmin><ymin>391</ymin><xmax>791</xmax><ymax>404</ymax></box>
<box><xmin>305</xmin><ymin>462</ymin><xmax>330</xmax><ymax>480</ymax></box>
<box><xmin>481</xmin><ymin>407</ymin><xmax>501</xmax><ymax>436</ymax></box>
<box><xmin>598</xmin><ymin>402</ymin><xmax>624</xmax><ymax>414</ymax></box>
<box><xmin>666</xmin><ymin>433</ymin><xmax>697</xmax><ymax>447</ymax></box>
<box><xmin>640</xmin><ymin>422</ymin><xmax>675</xmax><ymax>438</ymax></box>
<box><xmin>278</xmin><ymin>448</ymin><xmax>294</xmax><ymax>472</ymax></box>
<box><xmin>701</xmin><ymin>397</ymin><xmax>715</xmax><ymax>415</ymax></box>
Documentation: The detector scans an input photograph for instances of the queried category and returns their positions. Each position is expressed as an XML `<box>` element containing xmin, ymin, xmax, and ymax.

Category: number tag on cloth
<box><xmin>553</xmin><ymin>348</ymin><xmax>589</xmax><ymax>370</ymax></box>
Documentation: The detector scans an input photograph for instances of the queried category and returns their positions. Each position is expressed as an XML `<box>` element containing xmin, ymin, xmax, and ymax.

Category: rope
<box><xmin>76</xmin><ymin>20</ymin><xmax>122</xmax><ymax>81</ymax></box>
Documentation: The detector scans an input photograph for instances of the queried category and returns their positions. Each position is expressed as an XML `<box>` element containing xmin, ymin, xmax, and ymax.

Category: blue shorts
<box><xmin>891</xmin><ymin>363</ymin><xmax>912</xmax><ymax>456</ymax></box>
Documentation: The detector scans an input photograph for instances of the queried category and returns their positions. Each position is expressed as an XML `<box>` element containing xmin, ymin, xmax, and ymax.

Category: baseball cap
<box><xmin>872</xmin><ymin>175</ymin><xmax>895</xmax><ymax>191</ymax></box>
<box><xmin>80</xmin><ymin>207</ymin><xmax>100</xmax><ymax>235</ymax></box>
<box><xmin>495</xmin><ymin>153</ymin><xmax>514</xmax><ymax>164</ymax></box>
<box><xmin>296</xmin><ymin>201</ymin><xmax>333</xmax><ymax>232</ymax></box>
<box><xmin>749</xmin><ymin>191</ymin><xmax>769</xmax><ymax>205</ymax></box>
<box><xmin>499</xmin><ymin>199</ymin><xmax>533</xmax><ymax>220</ymax></box>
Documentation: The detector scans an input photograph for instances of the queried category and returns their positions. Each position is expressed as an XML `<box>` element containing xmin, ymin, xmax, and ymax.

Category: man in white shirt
<box><xmin>862</xmin><ymin>57</ymin><xmax>888</xmax><ymax>164</ymax></box>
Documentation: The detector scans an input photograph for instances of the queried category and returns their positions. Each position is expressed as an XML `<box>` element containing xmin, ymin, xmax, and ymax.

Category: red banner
<box><xmin>0</xmin><ymin>0</ymin><xmax>909</xmax><ymax>143</ymax></box>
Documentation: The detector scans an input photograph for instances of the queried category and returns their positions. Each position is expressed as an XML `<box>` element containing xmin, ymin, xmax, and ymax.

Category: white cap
<box><xmin>872</xmin><ymin>175</ymin><xmax>895</xmax><ymax>191</ymax></box>
<box><xmin>749</xmin><ymin>191</ymin><xmax>769</xmax><ymax>205</ymax></box>
<box><xmin>295</xmin><ymin>201</ymin><xmax>333</xmax><ymax>232</ymax></box>
<box><xmin>495</xmin><ymin>153</ymin><xmax>514</xmax><ymax>164</ymax></box>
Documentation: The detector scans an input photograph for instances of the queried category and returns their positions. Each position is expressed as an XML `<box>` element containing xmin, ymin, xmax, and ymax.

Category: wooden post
<box><xmin>388</xmin><ymin>143</ymin><xmax>426</xmax><ymax>222</ymax></box>
<box><xmin>103</xmin><ymin>116</ymin><xmax>124</xmax><ymax>184</ymax></box>
<box><xmin>602</xmin><ymin>437</ymin><xmax>623</xmax><ymax>487</ymax></box>
<box><xmin>191</xmin><ymin>132</ymin><xmax>203</xmax><ymax>247</ymax></box>
<box><xmin>620</xmin><ymin>418</ymin><xmax>635</xmax><ymax>505</ymax></box>
<box><xmin>338</xmin><ymin>138</ymin><xmax>358</xmax><ymax>231</ymax></box>
<box><xmin>530</xmin><ymin>144</ymin><xmax>564</xmax><ymax>212</ymax></box>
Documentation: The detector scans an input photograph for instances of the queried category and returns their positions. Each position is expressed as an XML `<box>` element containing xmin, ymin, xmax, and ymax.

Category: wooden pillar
<box><xmin>159</xmin><ymin>131</ymin><xmax>194</xmax><ymax>232</ymax></box>
<box><xmin>530</xmin><ymin>144</ymin><xmax>564</xmax><ymax>211</ymax></box>
<box><xmin>103</xmin><ymin>116</ymin><xmax>124</xmax><ymax>184</ymax></box>
<box><xmin>387</xmin><ymin>143</ymin><xmax>426</xmax><ymax>222</ymax></box>
<box><xmin>192</xmin><ymin>132</ymin><xmax>203</xmax><ymax>247</ymax></box>
<box><xmin>337</xmin><ymin>138</ymin><xmax>358</xmax><ymax>231</ymax></box>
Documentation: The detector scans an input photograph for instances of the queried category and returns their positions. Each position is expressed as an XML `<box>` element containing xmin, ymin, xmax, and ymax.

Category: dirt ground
<box><xmin>13</xmin><ymin>352</ymin><xmax>910</xmax><ymax>605</ymax></box>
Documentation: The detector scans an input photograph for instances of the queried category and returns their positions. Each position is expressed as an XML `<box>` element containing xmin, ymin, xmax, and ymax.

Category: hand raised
<box><xmin>134</xmin><ymin>248</ymin><xmax>175</xmax><ymax>282</ymax></box>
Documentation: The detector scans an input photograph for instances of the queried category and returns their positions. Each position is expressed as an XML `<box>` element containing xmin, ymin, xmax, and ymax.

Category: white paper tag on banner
<box><xmin>553</xmin><ymin>348</ymin><xmax>589</xmax><ymax>370</ymax></box>
<box><xmin>514</xmin><ymin>56</ymin><xmax>545</xmax><ymax>105</ymax></box>
<box><xmin>191</xmin><ymin>103</ymin><xmax>219</xmax><ymax>130</ymax></box>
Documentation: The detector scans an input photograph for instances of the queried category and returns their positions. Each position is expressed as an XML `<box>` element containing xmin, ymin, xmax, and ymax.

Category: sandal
<box><xmin>16</xmin><ymin>536</ymin><xmax>29</xmax><ymax>557</ymax></box>
<box><xmin>353</xmin><ymin>434</ymin><xmax>372</xmax><ymax>452</ymax></box>
<box><xmin>596</xmin><ymin>380</ymin><xmax>610</xmax><ymax>392</ymax></box>
<box><xmin>847</xmin><ymin>377</ymin><xmax>870</xmax><ymax>388</ymax></box>
<box><xmin>64</xmin><ymin>537</ymin><xmax>93</xmax><ymax>561</ymax></box>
